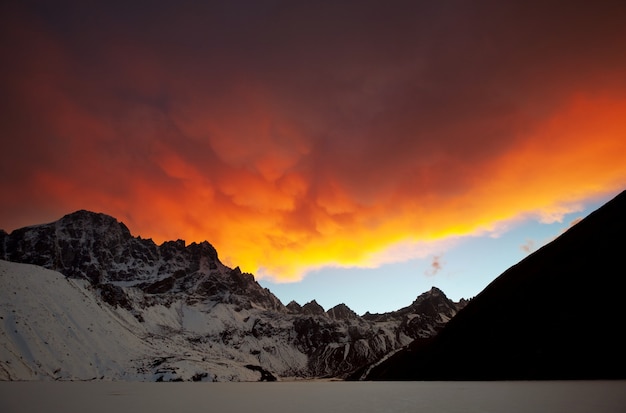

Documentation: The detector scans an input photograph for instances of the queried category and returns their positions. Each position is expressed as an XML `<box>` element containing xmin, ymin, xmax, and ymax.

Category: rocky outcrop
<box><xmin>301</xmin><ymin>300</ymin><xmax>326</xmax><ymax>316</ymax></box>
<box><xmin>327</xmin><ymin>303</ymin><xmax>359</xmax><ymax>320</ymax></box>
<box><xmin>286</xmin><ymin>300</ymin><xmax>303</xmax><ymax>314</ymax></box>
<box><xmin>362</xmin><ymin>287</ymin><xmax>465</xmax><ymax>340</ymax></box>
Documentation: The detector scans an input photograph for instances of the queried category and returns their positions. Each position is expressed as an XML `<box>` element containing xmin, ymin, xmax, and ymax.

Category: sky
<box><xmin>2</xmin><ymin>1</ymin><xmax>626</xmax><ymax>314</ymax></box>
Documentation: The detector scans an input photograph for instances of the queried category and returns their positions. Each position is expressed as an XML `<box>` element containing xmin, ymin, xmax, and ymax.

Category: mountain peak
<box><xmin>63</xmin><ymin>209</ymin><xmax>117</xmax><ymax>221</ymax></box>
<box><xmin>59</xmin><ymin>210</ymin><xmax>132</xmax><ymax>240</ymax></box>
<box><xmin>286</xmin><ymin>300</ymin><xmax>303</xmax><ymax>314</ymax></box>
<box><xmin>327</xmin><ymin>303</ymin><xmax>358</xmax><ymax>320</ymax></box>
<box><xmin>301</xmin><ymin>300</ymin><xmax>326</xmax><ymax>316</ymax></box>
<box><xmin>428</xmin><ymin>286</ymin><xmax>444</xmax><ymax>295</ymax></box>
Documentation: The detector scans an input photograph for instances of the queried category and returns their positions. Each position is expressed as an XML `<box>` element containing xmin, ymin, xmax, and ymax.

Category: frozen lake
<box><xmin>1</xmin><ymin>381</ymin><xmax>625</xmax><ymax>413</ymax></box>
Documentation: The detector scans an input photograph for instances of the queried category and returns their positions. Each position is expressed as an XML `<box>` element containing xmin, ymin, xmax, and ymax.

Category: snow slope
<box><xmin>0</xmin><ymin>260</ymin><xmax>282</xmax><ymax>381</ymax></box>
<box><xmin>0</xmin><ymin>260</ymin><xmax>148</xmax><ymax>380</ymax></box>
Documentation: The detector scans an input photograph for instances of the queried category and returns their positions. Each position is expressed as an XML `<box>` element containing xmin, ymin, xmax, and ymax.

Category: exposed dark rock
<box><xmin>172</xmin><ymin>269</ymin><xmax>187</xmax><ymax>279</ymax></box>
<box><xmin>362</xmin><ymin>286</ymin><xmax>462</xmax><ymax>340</ymax></box>
<box><xmin>191</xmin><ymin>372</ymin><xmax>209</xmax><ymax>382</ymax></box>
<box><xmin>294</xmin><ymin>317</ymin><xmax>340</xmax><ymax>349</ymax></box>
<box><xmin>301</xmin><ymin>300</ymin><xmax>326</xmax><ymax>316</ymax></box>
<box><xmin>97</xmin><ymin>283</ymin><xmax>132</xmax><ymax>311</ymax></box>
<box><xmin>327</xmin><ymin>303</ymin><xmax>358</xmax><ymax>320</ymax></box>
<box><xmin>0</xmin><ymin>229</ymin><xmax>7</xmax><ymax>258</ymax></box>
<box><xmin>244</xmin><ymin>364</ymin><xmax>277</xmax><ymax>381</ymax></box>
<box><xmin>142</xmin><ymin>277</ymin><xmax>176</xmax><ymax>294</ymax></box>
<box><xmin>286</xmin><ymin>300</ymin><xmax>303</xmax><ymax>314</ymax></box>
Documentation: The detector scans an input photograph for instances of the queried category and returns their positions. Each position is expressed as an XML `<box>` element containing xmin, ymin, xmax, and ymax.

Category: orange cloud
<box><xmin>2</xmin><ymin>1</ymin><xmax>626</xmax><ymax>284</ymax></box>
<box><xmin>476</xmin><ymin>94</ymin><xmax>626</xmax><ymax>221</ymax></box>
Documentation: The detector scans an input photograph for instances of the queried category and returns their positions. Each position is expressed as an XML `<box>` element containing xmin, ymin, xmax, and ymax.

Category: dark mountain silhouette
<box><xmin>365</xmin><ymin>190</ymin><xmax>626</xmax><ymax>380</ymax></box>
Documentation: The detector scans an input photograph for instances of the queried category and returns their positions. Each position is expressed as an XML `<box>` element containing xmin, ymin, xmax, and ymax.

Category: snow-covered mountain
<box><xmin>0</xmin><ymin>211</ymin><xmax>465</xmax><ymax>381</ymax></box>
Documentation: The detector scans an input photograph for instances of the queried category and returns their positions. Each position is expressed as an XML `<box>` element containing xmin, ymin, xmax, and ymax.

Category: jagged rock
<box><xmin>244</xmin><ymin>364</ymin><xmax>277</xmax><ymax>382</ymax></box>
<box><xmin>141</xmin><ymin>276</ymin><xmax>176</xmax><ymax>294</ymax></box>
<box><xmin>327</xmin><ymin>303</ymin><xmax>358</xmax><ymax>320</ymax></box>
<box><xmin>286</xmin><ymin>300</ymin><xmax>303</xmax><ymax>314</ymax></box>
<box><xmin>97</xmin><ymin>283</ymin><xmax>132</xmax><ymax>311</ymax></box>
<box><xmin>301</xmin><ymin>300</ymin><xmax>326</xmax><ymax>316</ymax></box>
<box><xmin>362</xmin><ymin>286</ymin><xmax>463</xmax><ymax>340</ymax></box>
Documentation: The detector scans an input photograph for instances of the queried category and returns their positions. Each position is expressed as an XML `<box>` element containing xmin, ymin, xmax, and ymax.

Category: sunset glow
<box><xmin>2</xmin><ymin>1</ymin><xmax>626</xmax><ymax>294</ymax></box>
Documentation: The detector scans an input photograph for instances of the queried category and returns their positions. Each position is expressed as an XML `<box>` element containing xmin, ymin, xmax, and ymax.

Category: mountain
<box><xmin>0</xmin><ymin>210</ymin><xmax>283</xmax><ymax>312</ymax></box>
<box><xmin>0</xmin><ymin>211</ymin><xmax>465</xmax><ymax>381</ymax></box>
<box><xmin>365</xmin><ymin>190</ymin><xmax>626</xmax><ymax>380</ymax></box>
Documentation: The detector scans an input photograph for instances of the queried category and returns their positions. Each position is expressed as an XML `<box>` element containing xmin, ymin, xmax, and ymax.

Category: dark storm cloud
<box><xmin>2</xmin><ymin>0</ymin><xmax>626</xmax><ymax>279</ymax></box>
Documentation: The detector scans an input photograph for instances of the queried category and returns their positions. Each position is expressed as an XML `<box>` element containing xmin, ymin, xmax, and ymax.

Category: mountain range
<box><xmin>0</xmin><ymin>211</ymin><xmax>464</xmax><ymax>381</ymax></box>
<box><xmin>2</xmin><ymin>189</ymin><xmax>624</xmax><ymax>381</ymax></box>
